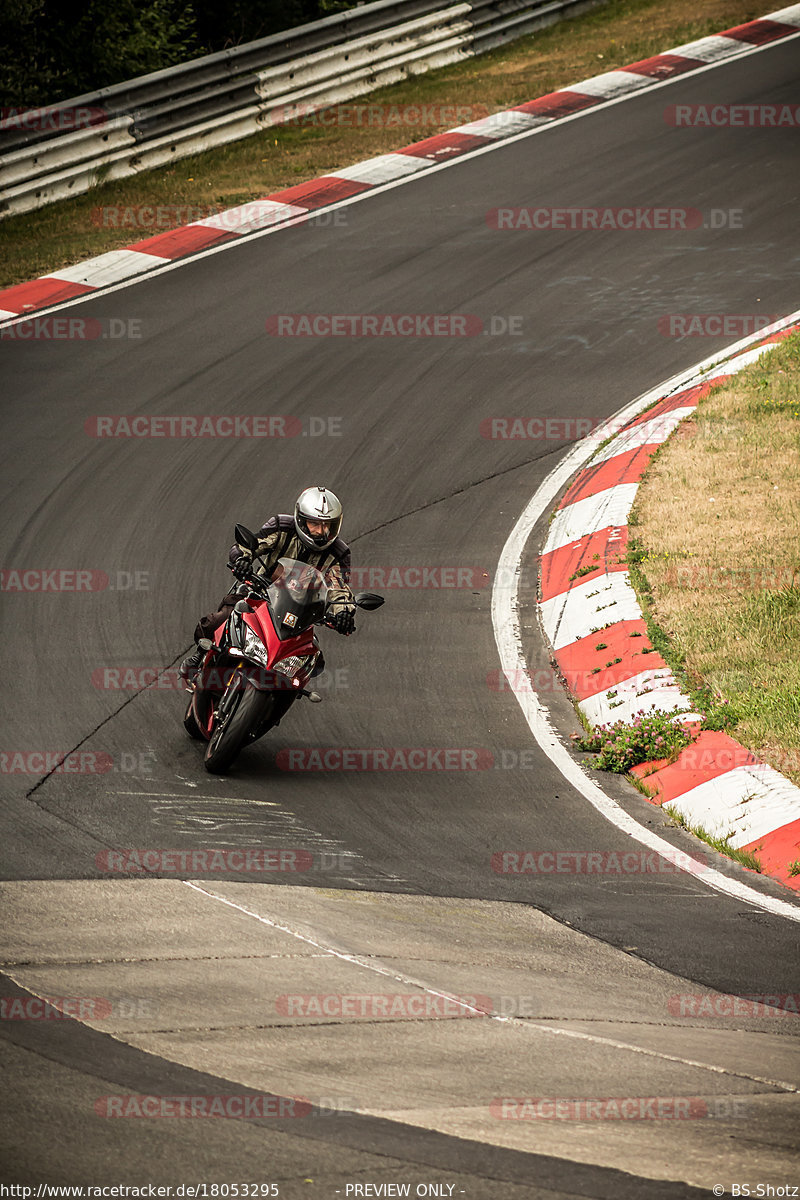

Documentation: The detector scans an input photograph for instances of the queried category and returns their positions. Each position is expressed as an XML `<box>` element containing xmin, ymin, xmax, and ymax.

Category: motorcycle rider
<box><xmin>180</xmin><ymin>486</ymin><xmax>356</xmax><ymax>681</ymax></box>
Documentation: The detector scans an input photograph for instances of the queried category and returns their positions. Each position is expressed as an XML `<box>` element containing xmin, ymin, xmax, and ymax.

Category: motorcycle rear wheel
<box><xmin>204</xmin><ymin>682</ymin><xmax>273</xmax><ymax>774</ymax></box>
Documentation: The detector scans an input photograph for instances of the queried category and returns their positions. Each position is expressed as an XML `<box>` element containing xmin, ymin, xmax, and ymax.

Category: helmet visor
<box><xmin>295</xmin><ymin>510</ymin><xmax>342</xmax><ymax>549</ymax></box>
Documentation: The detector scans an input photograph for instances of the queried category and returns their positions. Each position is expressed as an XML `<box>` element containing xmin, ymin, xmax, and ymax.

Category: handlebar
<box><xmin>229</xmin><ymin>557</ymin><xmax>270</xmax><ymax>594</ymax></box>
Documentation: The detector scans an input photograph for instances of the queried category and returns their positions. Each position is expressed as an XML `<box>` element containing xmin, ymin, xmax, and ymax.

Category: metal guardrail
<box><xmin>0</xmin><ymin>0</ymin><xmax>603</xmax><ymax>218</ymax></box>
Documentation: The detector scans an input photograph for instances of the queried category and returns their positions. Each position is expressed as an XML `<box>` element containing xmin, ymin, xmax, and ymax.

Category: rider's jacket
<box><xmin>229</xmin><ymin>515</ymin><xmax>355</xmax><ymax>616</ymax></box>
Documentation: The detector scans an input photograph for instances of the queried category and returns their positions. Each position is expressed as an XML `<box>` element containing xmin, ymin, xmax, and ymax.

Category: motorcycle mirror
<box><xmin>234</xmin><ymin>524</ymin><xmax>259</xmax><ymax>553</ymax></box>
<box><xmin>354</xmin><ymin>592</ymin><xmax>384</xmax><ymax>610</ymax></box>
<box><xmin>197</xmin><ymin>638</ymin><xmax>215</xmax><ymax>652</ymax></box>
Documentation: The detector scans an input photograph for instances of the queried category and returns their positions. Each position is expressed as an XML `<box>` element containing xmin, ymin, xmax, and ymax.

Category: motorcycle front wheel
<box><xmin>203</xmin><ymin>680</ymin><xmax>274</xmax><ymax>774</ymax></box>
<box><xmin>183</xmin><ymin>695</ymin><xmax>204</xmax><ymax>740</ymax></box>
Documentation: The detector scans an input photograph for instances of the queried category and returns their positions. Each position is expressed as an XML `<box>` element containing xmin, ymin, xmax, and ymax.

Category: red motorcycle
<box><xmin>183</xmin><ymin>524</ymin><xmax>383</xmax><ymax>773</ymax></box>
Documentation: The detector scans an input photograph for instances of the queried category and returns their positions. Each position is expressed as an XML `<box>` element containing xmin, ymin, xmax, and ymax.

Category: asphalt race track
<box><xmin>1</xmin><ymin>34</ymin><xmax>799</xmax><ymax>1197</ymax></box>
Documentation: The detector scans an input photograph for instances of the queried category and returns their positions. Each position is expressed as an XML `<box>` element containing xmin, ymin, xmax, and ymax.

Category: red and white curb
<box><xmin>1</xmin><ymin>4</ymin><xmax>799</xmax><ymax>323</ymax></box>
<box><xmin>538</xmin><ymin>318</ymin><xmax>800</xmax><ymax>890</ymax></box>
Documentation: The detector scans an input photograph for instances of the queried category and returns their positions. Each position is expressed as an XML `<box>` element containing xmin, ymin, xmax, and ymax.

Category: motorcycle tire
<box><xmin>203</xmin><ymin>681</ymin><xmax>273</xmax><ymax>774</ymax></box>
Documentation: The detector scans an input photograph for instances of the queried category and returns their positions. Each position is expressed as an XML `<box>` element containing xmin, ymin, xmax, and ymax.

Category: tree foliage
<box><xmin>0</xmin><ymin>0</ymin><xmax>360</xmax><ymax>109</ymax></box>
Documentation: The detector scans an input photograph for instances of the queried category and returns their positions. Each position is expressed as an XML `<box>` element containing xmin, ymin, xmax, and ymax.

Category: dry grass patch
<box><xmin>630</xmin><ymin>331</ymin><xmax>800</xmax><ymax>786</ymax></box>
<box><xmin>0</xmin><ymin>0</ymin><xmax>765</xmax><ymax>288</ymax></box>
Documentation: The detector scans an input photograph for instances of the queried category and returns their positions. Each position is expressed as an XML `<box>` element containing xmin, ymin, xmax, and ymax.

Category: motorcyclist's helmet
<box><xmin>294</xmin><ymin>486</ymin><xmax>343</xmax><ymax>550</ymax></box>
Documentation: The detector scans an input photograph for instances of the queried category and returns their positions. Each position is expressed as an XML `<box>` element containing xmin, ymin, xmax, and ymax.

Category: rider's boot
<box><xmin>179</xmin><ymin>644</ymin><xmax>204</xmax><ymax>684</ymax></box>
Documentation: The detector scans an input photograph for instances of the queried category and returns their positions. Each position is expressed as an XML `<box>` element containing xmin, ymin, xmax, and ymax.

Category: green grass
<box><xmin>0</xmin><ymin>0</ymin><xmax>767</xmax><ymax>288</ymax></box>
<box><xmin>626</xmin><ymin>534</ymin><xmax>736</xmax><ymax>732</ymax></box>
<box><xmin>663</xmin><ymin>805</ymin><xmax>764</xmax><ymax>873</ymax></box>
<box><xmin>630</xmin><ymin>331</ymin><xmax>800</xmax><ymax>786</ymax></box>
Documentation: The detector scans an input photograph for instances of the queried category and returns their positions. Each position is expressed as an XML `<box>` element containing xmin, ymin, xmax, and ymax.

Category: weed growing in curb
<box><xmin>573</xmin><ymin>711</ymin><xmax>692</xmax><ymax>773</ymax></box>
<box><xmin>663</xmin><ymin>805</ymin><xmax>764</xmax><ymax>874</ymax></box>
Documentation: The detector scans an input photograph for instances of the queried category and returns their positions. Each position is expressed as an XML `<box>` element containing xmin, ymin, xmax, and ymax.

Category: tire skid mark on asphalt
<box><xmin>112</xmin><ymin>788</ymin><xmax>411</xmax><ymax>887</ymax></box>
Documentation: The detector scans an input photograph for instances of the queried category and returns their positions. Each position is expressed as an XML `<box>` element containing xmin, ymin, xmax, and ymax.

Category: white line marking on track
<box><xmin>2</xmin><ymin>30</ymin><xmax>798</xmax><ymax>328</ymax></box>
<box><xmin>491</xmin><ymin>312</ymin><xmax>800</xmax><ymax>924</ymax></box>
<box><xmin>183</xmin><ymin>880</ymin><xmax>798</xmax><ymax>1092</ymax></box>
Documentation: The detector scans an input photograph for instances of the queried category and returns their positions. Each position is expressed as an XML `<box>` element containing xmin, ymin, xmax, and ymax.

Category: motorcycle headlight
<box><xmin>243</xmin><ymin>628</ymin><xmax>270</xmax><ymax>668</ymax></box>
<box><xmin>272</xmin><ymin>654</ymin><xmax>312</xmax><ymax>678</ymax></box>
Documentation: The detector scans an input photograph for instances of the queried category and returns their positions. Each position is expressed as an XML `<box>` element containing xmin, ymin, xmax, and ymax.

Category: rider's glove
<box><xmin>326</xmin><ymin>608</ymin><xmax>355</xmax><ymax>636</ymax></box>
<box><xmin>231</xmin><ymin>550</ymin><xmax>252</xmax><ymax>580</ymax></box>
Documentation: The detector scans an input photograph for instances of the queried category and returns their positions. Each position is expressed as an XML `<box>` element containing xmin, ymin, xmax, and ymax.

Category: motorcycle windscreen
<box><xmin>267</xmin><ymin>557</ymin><xmax>328</xmax><ymax>638</ymax></box>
